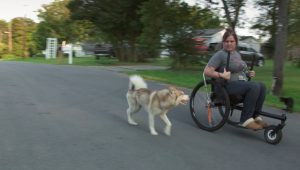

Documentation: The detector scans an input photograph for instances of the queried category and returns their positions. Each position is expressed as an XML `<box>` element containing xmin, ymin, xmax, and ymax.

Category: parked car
<box><xmin>93</xmin><ymin>44</ymin><xmax>115</xmax><ymax>58</ymax></box>
<box><xmin>238</xmin><ymin>44</ymin><xmax>264</xmax><ymax>67</ymax></box>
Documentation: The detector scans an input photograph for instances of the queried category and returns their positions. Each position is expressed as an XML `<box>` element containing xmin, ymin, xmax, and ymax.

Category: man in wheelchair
<box><xmin>203</xmin><ymin>28</ymin><xmax>267</xmax><ymax>130</ymax></box>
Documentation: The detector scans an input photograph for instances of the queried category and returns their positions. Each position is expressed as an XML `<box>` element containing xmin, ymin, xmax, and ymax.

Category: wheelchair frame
<box><xmin>189</xmin><ymin>72</ymin><xmax>287</xmax><ymax>145</ymax></box>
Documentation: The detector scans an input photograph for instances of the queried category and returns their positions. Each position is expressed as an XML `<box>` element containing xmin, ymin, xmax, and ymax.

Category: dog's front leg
<box><xmin>160</xmin><ymin>112</ymin><xmax>172</xmax><ymax>136</ymax></box>
<box><xmin>148</xmin><ymin>112</ymin><xmax>158</xmax><ymax>135</ymax></box>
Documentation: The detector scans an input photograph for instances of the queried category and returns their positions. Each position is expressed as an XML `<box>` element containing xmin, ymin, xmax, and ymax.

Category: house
<box><xmin>239</xmin><ymin>36</ymin><xmax>261</xmax><ymax>52</ymax></box>
<box><xmin>194</xmin><ymin>28</ymin><xmax>225</xmax><ymax>51</ymax></box>
<box><xmin>194</xmin><ymin>28</ymin><xmax>261</xmax><ymax>52</ymax></box>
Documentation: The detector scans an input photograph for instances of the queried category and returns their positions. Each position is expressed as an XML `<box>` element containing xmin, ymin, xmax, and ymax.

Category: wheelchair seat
<box><xmin>211</xmin><ymin>81</ymin><xmax>244</xmax><ymax>107</ymax></box>
<box><xmin>229</xmin><ymin>95</ymin><xmax>244</xmax><ymax>106</ymax></box>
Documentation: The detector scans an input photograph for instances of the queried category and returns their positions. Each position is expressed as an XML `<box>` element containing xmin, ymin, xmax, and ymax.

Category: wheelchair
<box><xmin>189</xmin><ymin>72</ymin><xmax>287</xmax><ymax>145</ymax></box>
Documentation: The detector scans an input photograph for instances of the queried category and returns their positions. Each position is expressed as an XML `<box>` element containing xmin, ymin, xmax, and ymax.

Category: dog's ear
<box><xmin>168</xmin><ymin>86</ymin><xmax>185</xmax><ymax>99</ymax></box>
<box><xmin>168</xmin><ymin>86</ymin><xmax>176</xmax><ymax>92</ymax></box>
<box><xmin>167</xmin><ymin>86</ymin><xmax>176</xmax><ymax>95</ymax></box>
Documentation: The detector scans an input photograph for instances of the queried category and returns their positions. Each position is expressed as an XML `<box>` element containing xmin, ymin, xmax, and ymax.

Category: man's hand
<box><xmin>248</xmin><ymin>70</ymin><xmax>255</xmax><ymax>78</ymax></box>
<box><xmin>220</xmin><ymin>68</ymin><xmax>231</xmax><ymax>80</ymax></box>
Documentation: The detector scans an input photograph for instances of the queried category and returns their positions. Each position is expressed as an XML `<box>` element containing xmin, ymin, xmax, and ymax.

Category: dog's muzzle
<box><xmin>176</xmin><ymin>94</ymin><xmax>189</xmax><ymax>105</ymax></box>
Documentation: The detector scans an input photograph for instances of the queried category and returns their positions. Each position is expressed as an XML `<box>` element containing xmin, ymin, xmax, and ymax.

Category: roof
<box><xmin>195</xmin><ymin>28</ymin><xmax>224</xmax><ymax>36</ymax></box>
<box><xmin>239</xmin><ymin>36</ymin><xmax>258</xmax><ymax>41</ymax></box>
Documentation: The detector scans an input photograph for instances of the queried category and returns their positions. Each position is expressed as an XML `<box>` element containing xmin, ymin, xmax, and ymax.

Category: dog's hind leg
<box><xmin>148</xmin><ymin>112</ymin><xmax>158</xmax><ymax>135</ymax></box>
<box><xmin>127</xmin><ymin>105</ymin><xmax>141</xmax><ymax>125</ymax></box>
<box><xmin>160</xmin><ymin>112</ymin><xmax>172</xmax><ymax>136</ymax></box>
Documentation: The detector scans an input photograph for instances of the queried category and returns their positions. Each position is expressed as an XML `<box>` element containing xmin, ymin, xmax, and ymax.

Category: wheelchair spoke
<box><xmin>190</xmin><ymin>80</ymin><xmax>230</xmax><ymax>131</ymax></box>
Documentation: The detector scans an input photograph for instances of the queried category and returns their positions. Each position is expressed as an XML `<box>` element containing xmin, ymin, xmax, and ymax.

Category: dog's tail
<box><xmin>129</xmin><ymin>75</ymin><xmax>147</xmax><ymax>90</ymax></box>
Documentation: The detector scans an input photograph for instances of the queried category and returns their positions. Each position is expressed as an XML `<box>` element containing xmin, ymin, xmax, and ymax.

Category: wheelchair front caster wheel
<box><xmin>264</xmin><ymin>125</ymin><xmax>282</xmax><ymax>145</ymax></box>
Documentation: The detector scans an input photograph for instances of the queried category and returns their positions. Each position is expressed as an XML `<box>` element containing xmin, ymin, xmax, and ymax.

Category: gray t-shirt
<box><xmin>207</xmin><ymin>49</ymin><xmax>248</xmax><ymax>81</ymax></box>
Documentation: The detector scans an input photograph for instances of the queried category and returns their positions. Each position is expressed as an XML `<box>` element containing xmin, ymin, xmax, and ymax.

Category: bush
<box><xmin>0</xmin><ymin>43</ymin><xmax>7</xmax><ymax>57</ymax></box>
<box><xmin>1</xmin><ymin>54</ymin><xmax>19</xmax><ymax>60</ymax></box>
<box><xmin>295</xmin><ymin>58</ymin><xmax>300</xmax><ymax>67</ymax></box>
<box><xmin>290</xmin><ymin>55</ymin><xmax>300</xmax><ymax>67</ymax></box>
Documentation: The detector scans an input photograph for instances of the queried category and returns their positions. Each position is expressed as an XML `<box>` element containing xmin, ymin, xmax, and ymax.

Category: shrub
<box><xmin>1</xmin><ymin>54</ymin><xmax>19</xmax><ymax>60</ymax></box>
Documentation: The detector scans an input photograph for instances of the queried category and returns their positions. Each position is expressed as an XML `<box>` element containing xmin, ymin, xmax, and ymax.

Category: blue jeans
<box><xmin>225</xmin><ymin>81</ymin><xmax>266</xmax><ymax>123</ymax></box>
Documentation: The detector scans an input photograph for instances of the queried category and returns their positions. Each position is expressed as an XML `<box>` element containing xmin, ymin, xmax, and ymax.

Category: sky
<box><xmin>0</xmin><ymin>0</ymin><xmax>54</xmax><ymax>22</ymax></box>
<box><xmin>184</xmin><ymin>0</ymin><xmax>261</xmax><ymax>38</ymax></box>
<box><xmin>0</xmin><ymin>0</ymin><xmax>260</xmax><ymax>38</ymax></box>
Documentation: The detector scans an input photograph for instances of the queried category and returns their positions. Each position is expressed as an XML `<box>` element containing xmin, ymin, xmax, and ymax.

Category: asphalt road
<box><xmin>0</xmin><ymin>61</ymin><xmax>299</xmax><ymax>170</ymax></box>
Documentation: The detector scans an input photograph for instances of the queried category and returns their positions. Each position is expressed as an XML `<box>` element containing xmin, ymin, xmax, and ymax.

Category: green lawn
<box><xmin>127</xmin><ymin>60</ymin><xmax>300</xmax><ymax>113</ymax></box>
<box><xmin>5</xmin><ymin>56</ymin><xmax>120</xmax><ymax>66</ymax></box>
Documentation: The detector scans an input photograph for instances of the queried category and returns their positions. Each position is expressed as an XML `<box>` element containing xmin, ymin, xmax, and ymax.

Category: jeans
<box><xmin>225</xmin><ymin>81</ymin><xmax>266</xmax><ymax>123</ymax></box>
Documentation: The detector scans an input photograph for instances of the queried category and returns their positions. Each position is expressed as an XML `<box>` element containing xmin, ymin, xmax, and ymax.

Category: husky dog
<box><xmin>126</xmin><ymin>75</ymin><xmax>189</xmax><ymax>136</ymax></box>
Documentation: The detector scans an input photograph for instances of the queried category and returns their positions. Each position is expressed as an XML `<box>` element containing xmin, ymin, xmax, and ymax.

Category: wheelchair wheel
<box><xmin>264</xmin><ymin>125</ymin><xmax>282</xmax><ymax>145</ymax></box>
<box><xmin>190</xmin><ymin>80</ymin><xmax>230</xmax><ymax>131</ymax></box>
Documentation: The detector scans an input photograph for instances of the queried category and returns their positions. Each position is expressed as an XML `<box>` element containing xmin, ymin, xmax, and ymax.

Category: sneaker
<box><xmin>254</xmin><ymin>116</ymin><xmax>268</xmax><ymax>128</ymax></box>
<box><xmin>242</xmin><ymin>118</ymin><xmax>263</xmax><ymax>130</ymax></box>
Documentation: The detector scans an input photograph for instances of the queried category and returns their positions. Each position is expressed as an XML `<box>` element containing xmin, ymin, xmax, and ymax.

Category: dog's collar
<box><xmin>150</xmin><ymin>91</ymin><xmax>165</xmax><ymax>110</ymax></box>
<box><xmin>168</xmin><ymin>90</ymin><xmax>178</xmax><ymax>104</ymax></box>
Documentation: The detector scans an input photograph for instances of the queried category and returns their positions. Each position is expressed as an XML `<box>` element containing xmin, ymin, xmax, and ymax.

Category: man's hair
<box><xmin>222</xmin><ymin>28</ymin><xmax>238</xmax><ymax>45</ymax></box>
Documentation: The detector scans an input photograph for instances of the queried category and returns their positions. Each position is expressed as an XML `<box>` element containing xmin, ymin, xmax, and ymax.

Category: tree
<box><xmin>11</xmin><ymin>17</ymin><xmax>36</xmax><ymax>58</ymax></box>
<box><xmin>271</xmin><ymin>0</ymin><xmax>290</xmax><ymax>96</ymax></box>
<box><xmin>160</xmin><ymin>1</ymin><xmax>221</xmax><ymax>69</ymax></box>
<box><xmin>0</xmin><ymin>20</ymin><xmax>7</xmax><ymax>44</ymax></box>
<box><xmin>203</xmin><ymin>0</ymin><xmax>246</xmax><ymax>31</ymax></box>
<box><xmin>32</xmin><ymin>21</ymin><xmax>52</xmax><ymax>51</ymax></box>
<box><xmin>251</xmin><ymin>0</ymin><xmax>278</xmax><ymax>58</ymax></box>
<box><xmin>34</xmin><ymin>0</ymin><xmax>97</xmax><ymax>51</ymax></box>
<box><xmin>68</xmin><ymin>0</ymin><xmax>147</xmax><ymax>62</ymax></box>
<box><xmin>36</xmin><ymin>0</ymin><xmax>71</xmax><ymax>44</ymax></box>
<box><xmin>138</xmin><ymin>0</ymin><xmax>166</xmax><ymax>59</ymax></box>
<box><xmin>252</xmin><ymin>0</ymin><xmax>293</xmax><ymax>95</ymax></box>
<box><xmin>288</xmin><ymin>0</ymin><xmax>300</xmax><ymax>47</ymax></box>
<box><xmin>138</xmin><ymin>0</ymin><xmax>221</xmax><ymax>69</ymax></box>
<box><xmin>0</xmin><ymin>20</ymin><xmax>8</xmax><ymax>56</ymax></box>
<box><xmin>252</xmin><ymin>0</ymin><xmax>300</xmax><ymax>55</ymax></box>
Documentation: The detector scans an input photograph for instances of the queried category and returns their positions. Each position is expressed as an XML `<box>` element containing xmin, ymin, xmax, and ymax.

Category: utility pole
<box><xmin>23</xmin><ymin>5</ymin><xmax>28</xmax><ymax>58</ymax></box>
<box><xmin>4</xmin><ymin>22</ymin><xmax>13</xmax><ymax>53</ymax></box>
<box><xmin>22</xmin><ymin>19</ymin><xmax>27</xmax><ymax>58</ymax></box>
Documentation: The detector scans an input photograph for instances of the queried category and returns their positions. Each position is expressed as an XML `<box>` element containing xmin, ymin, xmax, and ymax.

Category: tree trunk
<box><xmin>128</xmin><ymin>41</ymin><xmax>137</xmax><ymax>62</ymax></box>
<box><xmin>271</xmin><ymin>0</ymin><xmax>290</xmax><ymax>96</ymax></box>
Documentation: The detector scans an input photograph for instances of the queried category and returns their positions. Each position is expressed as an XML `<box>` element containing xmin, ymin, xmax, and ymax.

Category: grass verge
<box><xmin>126</xmin><ymin>60</ymin><xmax>299</xmax><ymax>113</ymax></box>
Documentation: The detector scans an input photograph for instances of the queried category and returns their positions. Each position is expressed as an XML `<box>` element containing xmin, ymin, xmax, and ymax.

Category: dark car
<box><xmin>238</xmin><ymin>44</ymin><xmax>264</xmax><ymax>67</ymax></box>
<box><xmin>94</xmin><ymin>44</ymin><xmax>115</xmax><ymax>58</ymax></box>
